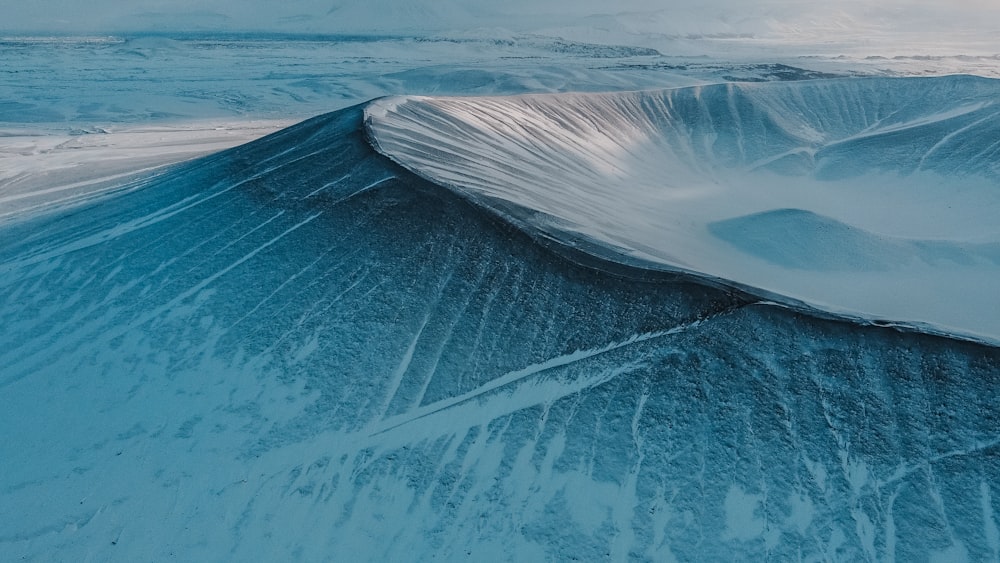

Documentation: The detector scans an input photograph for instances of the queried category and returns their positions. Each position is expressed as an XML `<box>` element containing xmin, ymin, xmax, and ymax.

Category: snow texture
<box><xmin>365</xmin><ymin>76</ymin><xmax>1000</xmax><ymax>344</ymax></box>
<box><xmin>1</xmin><ymin>101</ymin><xmax>999</xmax><ymax>562</ymax></box>
<box><xmin>0</xmin><ymin>33</ymin><xmax>713</xmax><ymax>220</ymax></box>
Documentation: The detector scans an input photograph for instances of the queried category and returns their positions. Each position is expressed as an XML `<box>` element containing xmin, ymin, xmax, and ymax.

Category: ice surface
<box><xmin>365</xmin><ymin>76</ymin><xmax>1000</xmax><ymax>344</ymax></box>
<box><xmin>1</xmin><ymin>103</ymin><xmax>999</xmax><ymax>561</ymax></box>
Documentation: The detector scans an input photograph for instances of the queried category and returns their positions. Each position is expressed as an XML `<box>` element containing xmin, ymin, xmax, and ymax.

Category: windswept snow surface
<box><xmin>0</xmin><ymin>121</ymin><xmax>292</xmax><ymax>220</ymax></box>
<box><xmin>2</xmin><ymin>103</ymin><xmax>999</xmax><ymax>562</ymax></box>
<box><xmin>366</xmin><ymin>76</ymin><xmax>1000</xmax><ymax>344</ymax></box>
<box><xmin>3</xmin><ymin>34</ymin><xmax>997</xmax><ymax>223</ymax></box>
<box><xmin>3</xmin><ymin>24</ymin><xmax>1000</xmax><ymax>563</ymax></box>
<box><xmin>0</xmin><ymin>34</ymin><xmax>706</xmax><ymax>219</ymax></box>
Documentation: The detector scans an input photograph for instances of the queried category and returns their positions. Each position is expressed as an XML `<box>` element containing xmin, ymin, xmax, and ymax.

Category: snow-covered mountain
<box><xmin>366</xmin><ymin>76</ymin><xmax>1000</xmax><ymax>344</ymax></box>
<box><xmin>2</xmin><ymin>78</ymin><xmax>999</xmax><ymax>560</ymax></box>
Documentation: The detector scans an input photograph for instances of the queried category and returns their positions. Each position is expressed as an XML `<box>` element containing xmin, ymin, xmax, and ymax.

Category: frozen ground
<box><xmin>2</xmin><ymin>30</ymin><xmax>1000</xmax><ymax>562</ymax></box>
<box><xmin>2</xmin><ymin>104</ymin><xmax>999</xmax><ymax>562</ymax></box>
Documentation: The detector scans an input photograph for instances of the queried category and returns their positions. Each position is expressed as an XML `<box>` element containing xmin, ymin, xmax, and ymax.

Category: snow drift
<box><xmin>365</xmin><ymin>76</ymin><xmax>1000</xmax><ymax>344</ymax></box>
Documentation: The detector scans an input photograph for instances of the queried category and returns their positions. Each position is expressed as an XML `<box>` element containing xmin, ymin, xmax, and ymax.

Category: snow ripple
<box><xmin>365</xmin><ymin>76</ymin><xmax>1000</xmax><ymax>344</ymax></box>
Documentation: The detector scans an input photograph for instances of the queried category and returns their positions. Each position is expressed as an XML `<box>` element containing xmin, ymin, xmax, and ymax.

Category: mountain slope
<box><xmin>366</xmin><ymin>76</ymin><xmax>1000</xmax><ymax>343</ymax></box>
<box><xmin>1</xmin><ymin>101</ymin><xmax>999</xmax><ymax>561</ymax></box>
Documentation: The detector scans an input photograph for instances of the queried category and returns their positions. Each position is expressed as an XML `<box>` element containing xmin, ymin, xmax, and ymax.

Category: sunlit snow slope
<box><xmin>366</xmin><ymin>75</ymin><xmax>1000</xmax><ymax>344</ymax></box>
<box><xmin>2</xmin><ymin>98</ymin><xmax>1000</xmax><ymax>562</ymax></box>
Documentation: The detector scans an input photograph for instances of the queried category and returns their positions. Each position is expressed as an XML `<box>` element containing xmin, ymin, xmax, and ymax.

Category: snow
<box><xmin>7</xmin><ymin>1</ymin><xmax>1000</xmax><ymax>62</ymax></box>
<box><xmin>3</xmin><ymin>34</ymin><xmax>996</xmax><ymax>227</ymax></box>
<box><xmin>2</xmin><ymin>29</ymin><xmax>1000</xmax><ymax>563</ymax></box>
<box><xmin>365</xmin><ymin>77</ymin><xmax>1000</xmax><ymax>344</ymax></box>
<box><xmin>0</xmin><ymin>34</ymin><xmax>708</xmax><ymax>222</ymax></box>
<box><xmin>0</xmin><ymin>121</ymin><xmax>292</xmax><ymax>220</ymax></box>
<box><xmin>2</xmin><ymin>93</ymin><xmax>999</xmax><ymax>563</ymax></box>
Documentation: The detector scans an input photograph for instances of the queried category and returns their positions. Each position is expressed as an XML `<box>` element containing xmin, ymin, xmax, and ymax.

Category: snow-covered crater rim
<box><xmin>363</xmin><ymin>77</ymin><xmax>1000</xmax><ymax>346</ymax></box>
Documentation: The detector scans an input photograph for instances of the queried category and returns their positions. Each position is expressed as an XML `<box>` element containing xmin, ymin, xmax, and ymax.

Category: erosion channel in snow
<box><xmin>365</xmin><ymin>75</ymin><xmax>1000</xmax><ymax>345</ymax></box>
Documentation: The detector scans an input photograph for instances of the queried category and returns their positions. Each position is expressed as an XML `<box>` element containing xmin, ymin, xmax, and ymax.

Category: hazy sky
<box><xmin>3</xmin><ymin>0</ymin><xmax>998</xmax><ymax>41</ymax></box>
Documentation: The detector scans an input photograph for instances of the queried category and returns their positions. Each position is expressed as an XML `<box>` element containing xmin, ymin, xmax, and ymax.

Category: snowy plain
<box><xmin>2</xmin><ymin>24</ymin><xmax>1000</xmax><ymax>563</ymax></box>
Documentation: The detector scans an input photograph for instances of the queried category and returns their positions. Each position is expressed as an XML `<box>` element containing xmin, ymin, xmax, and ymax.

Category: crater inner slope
<box><xmin>365</xmin><ymin>76</ymin><xmax>1000</xmax><ymax>344</ymax></box>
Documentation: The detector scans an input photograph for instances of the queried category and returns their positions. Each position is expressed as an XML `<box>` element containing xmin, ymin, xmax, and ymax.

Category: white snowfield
<box><xmin>366</xmin><ymin>76</ymin><xmax>1000</xmax><ymax>344</ymax></box>
<box><xmin>0</xmin><ymin>121</ymin><xmax>292</xmax><ymax>221</ymax></box>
